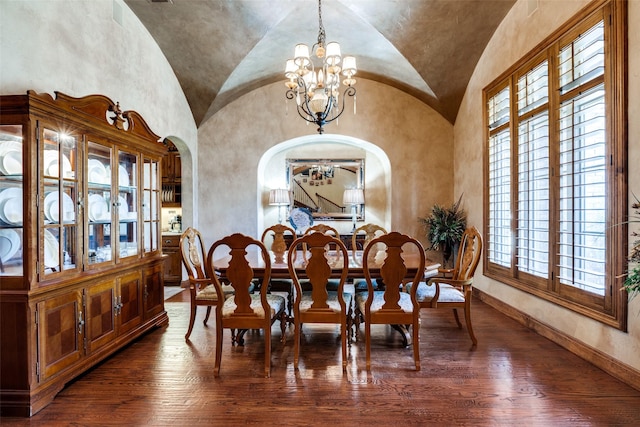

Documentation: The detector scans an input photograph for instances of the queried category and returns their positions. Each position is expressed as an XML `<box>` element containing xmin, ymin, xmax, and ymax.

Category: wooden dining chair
<box><xmin>261</xmin><ymin>223</ymin><xmax>297</xmax><ymax>317</ymax></box>
<box><xmin>351</xmin><ymin>223</ymin><xmax>388</xmax><ymax>292</ymax></box>
<box><xmin>351</xmin><ymin>223</ymin><xmax>387</xmax><ymax>258</ymax></box>
<box><xmin>206</xmin><ymin>233</ymin><xmax>287</xmax><ymax>378</ymax></box>
<box><xmin>180</xmin><ymin>227</ymin><xmax>234</xmax><ymax>340</ymax></box>
<box><xmin>302</xmin><ymin>223</ymin><xmax>340</xmax><ymax>290</ymax></box>
<box><xmin>288</xmin><ymin>232</ymin><xmax>351</xmax><ymax>371</ymax></box>
<box><xmin>406</xmin><ymin>226</ymin><xmax>483</xmax><ymax>346</ymax></box>
<box><xmin>354</xmin><ymin>231</ymin><xmax>425</xmax><ymax>371</ymax></box>
<box><xmin>304</xmin><ymin>223</ymin><xmax>339</xmax><ymax>237</ymax></box>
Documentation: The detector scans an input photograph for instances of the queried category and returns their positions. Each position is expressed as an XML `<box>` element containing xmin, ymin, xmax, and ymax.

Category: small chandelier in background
<box><xmin>284</xmin><ymin>0</ymin><xmax>357</xmax><ymax>134</ymax></box>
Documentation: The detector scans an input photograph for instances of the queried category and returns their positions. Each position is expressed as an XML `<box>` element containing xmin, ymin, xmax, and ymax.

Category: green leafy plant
<box><xmin>419</xmin><ymin>195</ymin><xmax>467</xmax><ymax>267</ymax></box>
<box><xmin>623</xmin><ymin>197</ymin><xmax>640</xmax><ymax>301</ymax></box>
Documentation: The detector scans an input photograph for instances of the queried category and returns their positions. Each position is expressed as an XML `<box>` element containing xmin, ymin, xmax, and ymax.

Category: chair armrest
<box><xmin>188</xmin><ymin>277</ymin><xmax>211</xmax><ymax>291</ymax></box>
<box><xmin>436</xmin><ymin>267</ymin><xmax>456</xmax><ymax>278</ymax></box>
<box><xmin>426</xmin><ymin>276</ymin><xmax>473</xmax><ymax>292</ymax></box>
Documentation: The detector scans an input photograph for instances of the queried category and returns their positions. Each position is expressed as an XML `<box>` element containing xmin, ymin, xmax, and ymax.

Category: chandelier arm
<box><xmin>321</xmin><ymin>86</ymin><xmax>357</xmax><ymax>125</ymax></box>
<box><xmin>285</xmin><ymin>88</ymin><xmax>319</xmax><ymax>124</ymax></box>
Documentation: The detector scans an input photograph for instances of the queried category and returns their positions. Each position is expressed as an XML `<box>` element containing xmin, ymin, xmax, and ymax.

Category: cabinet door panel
<box><xmin>118</xmin><ymin>271</ymin><xmax>143</xmax><ymax>335</ymax></box>
<box><xmin>37</xmin><ymin>291</ymin><xmax>83</xmax><ymax>382</ymax></box>
<box><xmin>85</xmin><ymin>279</ymin><xmax>116</xmax><ymax>355</ymax></box>
<box><xmin>163</xmin><ymin>246</ymin><xmax>182</xmax><ymax>285</ymax></box>
<box><xmin>143</xmin><ymin>263</ymin><xmax>164</xmax><ymax>319</ymax></box>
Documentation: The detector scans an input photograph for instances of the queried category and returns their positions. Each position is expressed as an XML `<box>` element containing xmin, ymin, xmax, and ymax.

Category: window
<box><xmin>483</xmin><ymin>1</ymin><xmax>627</xmax><ymax>329</ymax></box>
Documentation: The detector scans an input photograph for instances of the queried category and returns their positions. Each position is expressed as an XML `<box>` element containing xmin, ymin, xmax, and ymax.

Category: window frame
<box><xmin>482</xmin><ymin>0</ymin><xmax>628</xmax><ymax>330</ymax></box>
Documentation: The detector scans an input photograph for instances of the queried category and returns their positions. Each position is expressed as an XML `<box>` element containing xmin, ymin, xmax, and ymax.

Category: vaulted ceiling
<box><xmin>125</xmin><ymin>0</ymin><xmax>516</xmax><ymax>127</ymax></box>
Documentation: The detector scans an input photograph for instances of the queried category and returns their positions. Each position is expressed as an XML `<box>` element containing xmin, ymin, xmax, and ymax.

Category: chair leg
<box><xmin>341</xmin><ymin>321</ymin><xmax>348</xmax><ymax>371</ymax></box>
<box><xmin>203</xmin><ymin>306</ymin><xmax>212</xmax><ymax>325</ymax></box>
<box><xmin>365</xmin><ymin>321</ymin><xmax>371</xmax><ymax>371</ymax></box>
<box><xmin>452</xmin><ymin>308</ymin><xmax>463</xmax><ymax>328</ymax></box>
<box><xmin>294</xmin><ymin>319</ymin><xmax>300</xmax><ymax>370</ymax></box>
<box><xmin>214</xmin><ymin>318</ymin><xmax>223</xmax><ymax>377</ymax></box>
<box><xmin>264</xmin><ymin>323</ymin><xmax>271</xmax><ymax>378</ymax></box>
<box><xmin>279</xmin><ymin>310</ymin><xmax>287</xmax><ymax>343</ymax></box>
<box><xmin>464</xmin><ymin>302</ymin><xmax>478</xmax><ymax>346</ymax></box>
<box><xmin>354</xmin><ymin>306</ymin><xmax>362</xmax><ymax>341</ymax></box>
<box><xmin>412</xmin><ymin>320</ymin><xmax>421</xmax><ymax>371</ymax></box>
<box><xmin>185</xmin><ymin>303</ymin><xmax>197</xmax><ymax>340</ymax></box>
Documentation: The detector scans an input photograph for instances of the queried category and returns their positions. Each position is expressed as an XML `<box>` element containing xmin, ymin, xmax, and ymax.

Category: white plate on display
<box><xmin>118</xmin><ymin>195</ymin><xmax>128</xmax><ymax>217</ymax></box>
<box><xmin>0</xmin><ymin>141</ymin><xmax>22</xmax><ymax>174</ymax></box>
<box><xmin>47</xmin><ymin>153</ymin><xmax>72</xmax><ymax>178</ymax></box>
<box><xmin>119</xmin><ymin>164</ymin><xmax>129</xmax><ymax>187</ymax></box>
<box><xmin>88</xmin><ymin>194</ymin><xmax>109</xmax><ymax>221</ymax></box>
<box><xmin>1</xmin><ymin>146</ymin><xmax>21</xmax><ymax>175</ymax></box>
<box><xmin>0</xmin><ymin>229</ymin><xmax>20</xmax><ymax>263</ymax></box>
<box><xmin>0</xmin><ymin>187</ymin><xmax>22</xmax><ymax>224</ymax></box>
<box><xmin>44</xmin><ymin>191</ymin><xmax>75</xmax><ymax>223</ymax></box>
<box><xmin>0</xmin><ymin>141</ymin><xmax>22</xmax><ymax>156</ymax></box>
<box><xmin>88</xmin><ymin>159</ymin><xmax>108</xmax><ymax>184</ymax></box>
<box><xmin>1</xmin><ymin>197</ymin><xmax>23</xmax><ymax>224</ymax></box>
<box><xmin>43</xmin><ymin>150</ymin><xmax>58</xmax><ymax>176</ymax></box>
<box><xmin>43</xmin><ymin>229</ymin><xmax>59</xmax><ymax>268</ymax></box>
<box><xmin>288</xmin><ymin>207</ymin><xmax>314</xmax><ymax>232</ymax></box>
<box><xmin>43</xmin><ymin>192</ymin><xmax>57</xmax><ymax>222</ymax></box>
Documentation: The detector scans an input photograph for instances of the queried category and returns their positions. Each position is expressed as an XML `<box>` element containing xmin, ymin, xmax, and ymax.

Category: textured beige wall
<box><xmin>455</xmin><ymin>0</ymin><xmax>640</xmax><ymax>370</ymax></box>
<box><xmin>0</xmin><ymin>0</ymin><xmax>197</xmax><ymax>228</ymax></box>
<box><xmin>197</xmin><ymin>79</ymin><xmax>454</xmax><ymax>249</ymax></box>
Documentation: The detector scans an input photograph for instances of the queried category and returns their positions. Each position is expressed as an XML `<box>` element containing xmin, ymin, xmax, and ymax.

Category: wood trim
<box><xmin>473</xmin><ymin>288</ymin><xmax>640</xmax><ymax>392</ymax></box>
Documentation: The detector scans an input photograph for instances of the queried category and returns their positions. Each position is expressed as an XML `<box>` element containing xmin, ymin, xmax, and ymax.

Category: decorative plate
<box><xmin>288</xmin><ymin>207</ymin><xmax>313</xmax><ymax>232</ymax></box>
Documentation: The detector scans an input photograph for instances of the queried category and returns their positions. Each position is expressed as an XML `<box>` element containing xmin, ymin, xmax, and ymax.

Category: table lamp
<box><xmin>343</xmin><ymin>188</ymin><xmax>364</xmax><ymax>232</ymax></box>
<box><xmin>269</xmin><ymin>188</ymin><xmax>290</xmax><ymax>224</ymax></box>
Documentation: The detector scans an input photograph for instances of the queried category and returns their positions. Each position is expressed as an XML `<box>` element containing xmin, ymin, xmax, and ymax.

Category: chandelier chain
<box><xmin>317</xmin><ymin>0</ymin><xmax>326</xmax><ymax>48</ymax></box>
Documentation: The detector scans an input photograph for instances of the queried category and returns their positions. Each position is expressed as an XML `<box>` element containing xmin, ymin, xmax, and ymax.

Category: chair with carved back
<box><xmin>406</xmin><ymin>226</ymin><xmax>483</xmax><ymax>346</ymax></box>
<box><xmin>205</xmin><ymin>233</ymin><xmax>286</xmax><ymax>378</ymax></box>
<box><xmin>180</xmin><ymin>227</ymin><xmax>234</xmax><ymax>340</ymax></box>
<box><xmin>351</xmin><ymin>223</ymin><xmax>388</xmax><ymax>292</ymax></box>
<box><xmin>287</xmin><ymin>232</ymin><xmax>351</xmax><ymax>371</ymax></box>
<box><xmin>304</xmin><ymin>223</ymin><xmax>339</xmax><ymax>237</ymax></box>
<box><xmin>302</xmin><ymin>224</ymin><xmax>340</xmax><ymax>290</ymax></box>
<box><xmin>261</xmin><ymin>223</ymin><xmax>297</xmax><ymax>318</ymax></box>
<box><xmin>354</xmin><ymin>232</ymin><xmax>425</xmax><ymax>371</ymax></box>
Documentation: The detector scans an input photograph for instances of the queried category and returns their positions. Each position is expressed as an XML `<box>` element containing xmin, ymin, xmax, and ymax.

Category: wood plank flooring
<box><xmin>3</xmin><ymin>288</ymin><xmax>640</xmax><ymax>426</ymax></box>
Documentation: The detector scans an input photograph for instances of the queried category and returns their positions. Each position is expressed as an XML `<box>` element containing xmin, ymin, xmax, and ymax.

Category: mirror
<box><xmin>287</xmin><ymin>159</ymin><xmax>364</xmax><ymax>221</ymax></box>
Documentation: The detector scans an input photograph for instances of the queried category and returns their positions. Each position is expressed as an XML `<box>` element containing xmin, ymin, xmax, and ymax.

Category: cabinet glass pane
<box><xmin>0</xmin><ymin>124</ymin><xmax>24</xmax><ymax>276</ymax></box>
<box><xmin>87</xmin><ymin>141</ymin><xmax>113</xmax><ymax>265</ymax></box>
<box><xmin>118</xmin><ymin>151</ymin><xmax>138</xmax><ymax>258</ymax></box>
<box><xmin>143</xmin><ymin>157</ymin><xmax>159</xmax><ymax>253</ymax></box>
<box><xmin>41</xmin><ymin>128</ymin><xmax>78</xmax><ymax>277</ymax></box>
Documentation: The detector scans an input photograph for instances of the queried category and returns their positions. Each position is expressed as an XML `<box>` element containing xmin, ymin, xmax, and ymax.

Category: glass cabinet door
<box><xmin>0</xmin><ymin>124</ymin><xmax>24</xmax><ymax>277</ymax></box>
<box><xmin>142</xmin><ymin>157</ymin><xmax>160</xmax><ymax>254</ymax></box>
<box><xmin>41</xmin><ymin>127</ymin><xmax>79</xmax><ymax>278</ymax></box>
<box><xmin>117</xmin><ymin>150</ymin><xmax>138</xmax><ymax>259</ymax></box>
<box><xmin>86</xmin><ymin>140</ymin><xmax>113</xmax><ymax>266</ymax></box>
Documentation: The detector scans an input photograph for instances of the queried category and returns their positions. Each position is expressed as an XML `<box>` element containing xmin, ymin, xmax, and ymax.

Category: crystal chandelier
<box><xmin>284</xmin><ymin>0</ymin><xmax>357</xmax><ymax>134</ymax></box>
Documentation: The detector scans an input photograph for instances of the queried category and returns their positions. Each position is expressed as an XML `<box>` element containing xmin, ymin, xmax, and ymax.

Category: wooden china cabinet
<box><xmin>0</xmin><ymin>91</ymin><xmax>168</xmax><ymax>417</ymax></box>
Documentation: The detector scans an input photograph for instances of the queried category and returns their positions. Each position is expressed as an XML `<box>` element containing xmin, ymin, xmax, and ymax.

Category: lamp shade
<box><xmin>269</xmin><ymin>189</ymin><xmax>290</xmax><ymax>206</ymax></box>
<box><xmin>343</xmin><ymin>188</ymin><xmax>364</xmax><ymax>205</ymax></box>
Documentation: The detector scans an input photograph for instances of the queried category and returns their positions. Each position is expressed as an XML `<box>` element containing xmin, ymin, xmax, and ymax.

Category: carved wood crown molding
<box><xmin>25</xmin><ymin>90</ymin><xmax>163</xmax><ymax>145</ymax></box>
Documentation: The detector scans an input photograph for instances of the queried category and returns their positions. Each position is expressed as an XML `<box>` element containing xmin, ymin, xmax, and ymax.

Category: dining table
<box><xmin>213</xmin><ymin>249</ymin><xmax>440</xmax><ymax>282</ymax></box>
<box><xmin>213</xmin><ymin>249</ymin><xmax>441</xmax><ymax>346</ymax></box>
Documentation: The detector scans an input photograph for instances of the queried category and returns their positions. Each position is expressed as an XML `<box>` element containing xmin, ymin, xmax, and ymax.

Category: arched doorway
<box><xmin>256</xmin><ymin>134</ymin><xmax>391</xmax><ymax>234</ymax></box>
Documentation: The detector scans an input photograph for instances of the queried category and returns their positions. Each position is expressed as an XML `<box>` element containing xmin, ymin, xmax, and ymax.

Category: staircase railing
<box><xmin>292</xmin><ymin>179</ymin><xmax>318</xmax><ymax>211</ymax></box>
<box><xmin>316</xmin><ymin>193</ymin><xmax>345</xmax><ymax>213</ymax></box>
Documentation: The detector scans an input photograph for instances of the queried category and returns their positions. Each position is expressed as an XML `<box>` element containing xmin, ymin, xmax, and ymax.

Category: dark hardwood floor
<box><xmin>3</xmin><ymin>288</ymin><xmax>640</xmax><ymax>426</ymax></box>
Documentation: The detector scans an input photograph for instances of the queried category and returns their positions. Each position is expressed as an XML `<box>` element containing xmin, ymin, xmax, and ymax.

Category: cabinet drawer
<box><xmin>162</xmin><ymin>235</ymin><xmax>180</xmax><ymax>247</ymax></box>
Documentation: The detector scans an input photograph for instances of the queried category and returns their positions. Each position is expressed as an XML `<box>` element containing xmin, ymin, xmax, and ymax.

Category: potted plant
<box><xmin>623</xmin><ymin>197</ymin><xmax>640</xmax><ymax>301</ymax></box>
<box><xmin>419</xmin><ymin>195</ymin><xmax>467</xmax><ymax>267</ymax></box>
